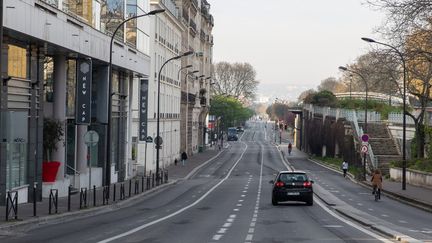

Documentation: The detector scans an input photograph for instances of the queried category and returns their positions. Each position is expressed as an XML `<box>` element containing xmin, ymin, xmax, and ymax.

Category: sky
<box><xmin>207</xmin><ymin>0</ymin><xmax>386</xmax><ymax>103</ymax></box>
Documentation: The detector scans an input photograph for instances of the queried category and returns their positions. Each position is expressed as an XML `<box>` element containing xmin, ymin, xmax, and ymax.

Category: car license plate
<box><xmin>287</xmin><ymin>192</ymin><xmax>300</xmax><ymax>196</ymax></box>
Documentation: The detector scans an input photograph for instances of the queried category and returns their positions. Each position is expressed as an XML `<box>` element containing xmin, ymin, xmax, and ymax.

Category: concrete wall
<box><xmin>390</xmin><ymin>167</ymin><xmax>432</xmax><ymax>189</ymax></box>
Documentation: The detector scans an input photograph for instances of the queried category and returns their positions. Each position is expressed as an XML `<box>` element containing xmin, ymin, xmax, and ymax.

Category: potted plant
<box><xmin>42</xmin><ymin>118</ymin><xmax>64</xmax><ymax>182</ymax></box>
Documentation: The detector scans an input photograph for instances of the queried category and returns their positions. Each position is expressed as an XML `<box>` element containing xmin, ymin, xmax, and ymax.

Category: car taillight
<box><xmin>275</xmin><ymin>181</ymin><xmax>285</xmax><ymax>187</ymax></box>
<box><xmin>303</xmin><ymin>181</ymin><xmax>312</xmax><ymax>188</ymax></box>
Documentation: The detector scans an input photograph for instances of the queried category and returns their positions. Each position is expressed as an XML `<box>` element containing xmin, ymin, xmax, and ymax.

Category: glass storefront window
<box><xmin>44</xmin><ymin>57</ymin><xmax>54</xmax><ymax>102</ymax></box>
<box><xmin>5</xmin><ymin>111</ymin><xmax>28</xmax><ymax>189</ymax></box>
<box><xmin>63</xmin><ymin>0</ymin><xmax>93</xmax><ymax>23</ymax></box>
<box><xmin>66</xmin><ymin>59</ymin><xmax>77</xmax><ymax>117</ymax></box>
<box><xmin>101</xmin><ymin>0</ymin><xmax>125</xmax><ymax>41</ymax></box>
<box><xmin>8</xmin><ymin>44</ymin><xmax>28</xmax><ymax>79</ymax></box>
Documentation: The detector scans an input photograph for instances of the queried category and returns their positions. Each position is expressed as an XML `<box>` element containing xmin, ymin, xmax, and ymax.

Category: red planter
<box><xmin>42</xmin><ymin>161</ymin><xmax>61</xmax><ymax>182</ymax></box>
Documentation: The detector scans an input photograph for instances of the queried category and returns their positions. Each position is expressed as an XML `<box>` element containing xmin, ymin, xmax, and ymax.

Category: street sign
<box><xmin>154</xmin><ymin>136</ymin><xmax>163</xmax><ymax>146</ymax></box>
<box><xmin>139</xmin><ymin>79</ymin><xmax>149</xmax><ymax>141</ymax></box>
<box><xmin>84</xmin><ymin>130</ymin><xmax>99</xmax><ymax>146</ymax></box>
<box><xmin>361</xmin><ymin>134</ymin><xmax>369</xmax><ymax>142</ymax></box>
<box><xmin>76</xmin><ymin>59</ymin><xmax>92</xmax><ymax>125</ymax></box>
<box><xmin>146</xmin><ymin>136</ymin><xmax>153</xmax><ymax>143</ymax></box>
<box><xmin>361</xmin><ymin>144</ymin><xmax>368</xmax><ymax>154</ymax></box>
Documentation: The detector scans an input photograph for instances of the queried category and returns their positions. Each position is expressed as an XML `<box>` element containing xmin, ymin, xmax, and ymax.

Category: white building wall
<box><xmin>133</xmin><ymin>0</ymin><xmax>183</xmax><ymax>174</ymax></box>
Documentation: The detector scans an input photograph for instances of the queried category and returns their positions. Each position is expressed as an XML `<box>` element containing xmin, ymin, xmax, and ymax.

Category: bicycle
<box><xmin>373</xmin><ymin>186</ymin><xmax>381</xmax><ymax>201</ymax></box>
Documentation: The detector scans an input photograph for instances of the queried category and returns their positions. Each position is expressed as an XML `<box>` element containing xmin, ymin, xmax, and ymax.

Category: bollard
<box><xmin>113</xmin><ymin>184</ymin><xmax>116</xmax><ymax>202</ymax></box>
<box><xmin>80</xmin><ymin>188</ymin><xmax>88</xmax><ymax>209</ymax></box>
<box><xmin>152</xmin><ymin>173</ymin><xmax>155</xmax><ymax>188</ymax></box>
<box><xmin>129</xmin><ymin>180</ymin><xmax>132</xmax><ymax>197</ymax></box>
<box><xmin>141</xmin><ymin>176</ymin><xmax>144</xmax><ymax>193</ymax></box>
<box><xmin>93</xmin><ymin>185</ymin><xmax>96</xmax><ymax>207</ymax></box>
<box><xmin>68</xmin><ymin>186</ymin><xmax>71</xmax><ymax>212</ymax></box>
<box><xmin>33</xmin><ymin>184</ymin><xmax>37</xmax><ymax>217</ymax></box>
<box><xmin>135</xmin><ymin>180</ymin><xmax>139</xmax><ymax>194</ymax></box>
<box><xmin>120</xmin><ymin>183</ymin><xmax>125</xmax><ymax>200</ymax></box>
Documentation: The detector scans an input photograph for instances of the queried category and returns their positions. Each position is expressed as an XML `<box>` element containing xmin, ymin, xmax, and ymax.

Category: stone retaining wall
<box><xmin>390</xmin><ymin>167</ymin><xmax>432</xmax><ymax>189</ymax></box>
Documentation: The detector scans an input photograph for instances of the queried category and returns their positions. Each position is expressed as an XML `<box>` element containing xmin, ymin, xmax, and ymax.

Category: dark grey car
<box><xmin>270</xmin><ymin>171</ymin><xmax>314</xmax><ymax>206</ymax></box>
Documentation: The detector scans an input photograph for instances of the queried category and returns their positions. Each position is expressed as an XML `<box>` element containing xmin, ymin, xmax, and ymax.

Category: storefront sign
<box><xmin>139</xmin><ymin>79</ymin><xmax>149</xmax><ymax>141</ymax></box>
<box><xmin>76</xmin><ymin>59</ymin><xmax>92</xmax><ymax>125</ymax></box>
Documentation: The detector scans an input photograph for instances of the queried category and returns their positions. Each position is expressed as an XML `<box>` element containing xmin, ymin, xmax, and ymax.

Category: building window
<box><xmin>66</xmin><ymin>59</ymin><xmax>77</xmax><ymax>117</ymax></box>
<box><xmin>5</xmin><ymin>111</ymin><xmax>28</xmax><ymax>189</ymax></box>
<box><xmin>64</xmin><ymin>0</ymin><xmax>93</xmax><ymax>24</ymax></box>
<box><xmin>8</xmin><ymin>44</ymin><xmax>27</xmax><ymax>79</ymax></box>
<box><xmin>44</xmin><ymin>57</ymin><xmax>54</xmax><ymax>102</ymax></box>
<box><xmin>101</xmin><ymin>0</ymin><xmax>125</xmax><ymax>40</ymax></box>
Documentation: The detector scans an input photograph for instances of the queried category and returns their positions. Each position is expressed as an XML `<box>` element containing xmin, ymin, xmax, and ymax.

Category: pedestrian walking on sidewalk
<box><xmin>181</xmin><ymin>151</ymin><xmax>188</xmax><ymax>166</ymax></box>
<box><xmin>341</xmin><ymin>160</ymin><xmax>348</xmax><ymax>178</ymax></box>
<box><xmin>288</xmin><ymin>143</ymin><xmax>292</xmax><ymax>155</ymax></box>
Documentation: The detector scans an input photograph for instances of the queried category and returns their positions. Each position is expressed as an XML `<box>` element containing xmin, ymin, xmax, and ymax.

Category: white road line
<box><xmin>250</xmin><ymin>222</ymin><xmax>255</xmax><ymax>227</ymax></box>
<box><xmin>212</xmin><ymin>234</ymin><xmax>223</xmax><ymax>241</ymax></box>
<box><xmin>98</xmin><ymin>142</ymin><xmax>249</xmax><ymax>243</ymax></box>
<box><xmin>217</xmin><ymin>228</ymin><xmax>227</xmax><ymax>234</ymax></box>
<box><xmin>229</xmin><ymin>214</ymin><xmax>236</xmax><ymax>218</ymax></box>
<box><xmin>236</xmin><ymin>204</ymin><xmax>242</xmax><ymax>206</ymax></box>
<box><xmin>248</xmin><ymin>228</ymin><xmax>255</xmax><ymax>233</ymax></box>
<box><xmin>245</xmin><ymin>234</ymin><xmax>253</xmax><ymax>241</ymax></box>
<box><xmin>274</xmin><ymin>143</ymin><xmax>393</xmax><ymax>243</ymax></box>
<box><xmin>223</xmin><ymin>222</ymin><xmax>232</xmax><ymax>227</ymax></box>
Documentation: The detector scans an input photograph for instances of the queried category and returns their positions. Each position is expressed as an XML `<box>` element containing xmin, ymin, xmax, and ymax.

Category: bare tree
<box><xmin>343</xmin><ymin>51</ymin><xmax>401</xmax><ymax>97</ymax></box>
<box><xmin>297</xmin><ymin>89</ymin><xmax>316</xmax><ymax>103</ymax></box>
<box><xmin>317</xmin><ymin>77</ymin><xmax>346</xmax><ymax>93</ymax></box>
<box><xmin>212</xmin><ymin>62</ymin><xmax>259</xmax><ymax>102</ymax></box>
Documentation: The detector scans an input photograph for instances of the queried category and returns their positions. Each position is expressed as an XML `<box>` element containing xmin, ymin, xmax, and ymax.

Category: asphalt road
<box><xmin>2</xmin><ymin>121</ymin><xmax>413</xmax><ymax>243</ymax></box>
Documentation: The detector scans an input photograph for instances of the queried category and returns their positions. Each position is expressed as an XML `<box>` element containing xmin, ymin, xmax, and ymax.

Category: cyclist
<box><xmin>371</xmin><ymin>169</ymin><xmax>383</xmax><ymax>199</ymax></box>
<box><xmin>288</xmin><ymin>143</ymin><xmax>292</xmax><ymax>155</ymax></box>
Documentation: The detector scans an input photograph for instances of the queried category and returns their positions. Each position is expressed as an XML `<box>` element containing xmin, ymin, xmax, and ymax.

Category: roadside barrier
<box><xmin>48</xmin><ymin>189</ymin><xmax>58</xmax><ymax>214</ymax></box>
<box><xmin>1</xmin><ymin>172</ymin><xmax>168</xmax><ymax>222</ymax></box>
<box><xmin>5</xmin><ymin>191</ymin><xmax>18</xmax><ymax>221</ymax></box>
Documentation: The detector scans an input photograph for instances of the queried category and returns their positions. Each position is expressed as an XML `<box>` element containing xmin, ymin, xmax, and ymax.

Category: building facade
<box><xmin>0</xmin><ymin>0</ymin><xmax>152</xmax><ymax>204</ymax></box>
<box><xmin>176</xmin><ymin>0</ymin><xmax>213</xmax><ymax>156</ymax></box>
<box><xmin>131</xmin><ymin>0</ymin><xmax>183</xmax><ymax>175</ymax></box>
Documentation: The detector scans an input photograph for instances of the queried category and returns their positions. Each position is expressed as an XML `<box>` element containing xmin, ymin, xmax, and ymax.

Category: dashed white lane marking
<box><xmin>398</xmin><ymin>220</ymin><xmax>408</xmax><ymax>224</ymax></box>
<box><xmin>357</xmin><ymin>203</ymin><xmax>363</xmax><ymax>206</ymax></box>
<box><xmin>323</xmin><ymin>225</ymin><xmax>343</xmax><ymax>228</ymax></box>
<box><xmin>217</xmin><ymin>228</ymin><xmax>227</xmax><ymax>234</ymax></box>
<box><xmin>234</xmin><ymin>208</ymin><xmax>239</xmax><ymax>211</ymax></box>
<box><xmin>241</xmin><ymin>194</ymin><xmax>246</xmax><ymax>197</ymax></box>
<box><xmin>368</xmin><ymin>208</ymin><xmax>374</xmax><ymax>211</ymax></box>
<box><xmin>381</xmin><ymin>214</ymin><xmax>389</xmax><ymax>217</ymax></box>
<box><xmin>248</xmin><ymin>228</ymin><xmax>255</xmax><ymax>233</ymax></box>
<box><xmin>227</xmin><ymin>218</ymin><xmax>234</xmax><ymax>223</ymax></box>
<box><xmin>245</xmin><ymin>234</ymin><xmax>253</xmax><ymax>241</ymax></box>
<box><xmin>223</xmin><ymin>222</ymin><xmax>232</xmax><ymax>227</ymax></box>
<box><xmin>98</xmin><ymin>142</ymin><xmax>249</xmax><ymax>243</ymax></box>
<box><xmin>239</xmin><ymin>199</ymin><xmax>244</xmax><ymax>202</ymax></box>
<box><xmin>213</xmin><ymin>235</ymin><xmax>223</xmax><ymax>241</ymax></box>
<box><xmin>236</xmin><ymin>204</ymin><xmax>242</xmax><ymax>206</ymax></box>
<box><xmin>250</xmin><ymin>222</ymin><xmax>255</xmax><ymax>227</ymax></box>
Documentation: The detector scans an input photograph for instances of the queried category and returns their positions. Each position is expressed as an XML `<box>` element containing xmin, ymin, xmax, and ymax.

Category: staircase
<box><xmin>362</xmin><ymin>123</ymin><xmax>401</xmax><ymax>174</ymax></box>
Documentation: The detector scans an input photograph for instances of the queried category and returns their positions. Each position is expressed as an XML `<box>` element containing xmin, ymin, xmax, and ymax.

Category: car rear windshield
<box><xmin>278</xmin><ymin>173</ymin><xmax>308</xmax><ymax>182</ymax></box>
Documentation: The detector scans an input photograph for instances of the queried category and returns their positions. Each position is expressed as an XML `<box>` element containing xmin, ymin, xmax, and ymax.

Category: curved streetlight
<box><xmin>156</xmin><ymin>51</ymin><xmax>194</xmax><ymax>180</ymax></box>
<box><xmin>362</xmin><ymin>37</ymin><xmax>408</xmax><ymax>190</ymax></box>
<box><xmin>177</xmin><ymin>64</ymin><xmax>193</xmax><ymax>80</ymax></box>
<box><xmin>106</xmin><ymin>9</ymin><xmax>165</xmax><ymax>186</ymax></box>
<box><xmin>339</xmin><ymin>66</ymin><xmax>369</xmax><ymax>181</ymax></box>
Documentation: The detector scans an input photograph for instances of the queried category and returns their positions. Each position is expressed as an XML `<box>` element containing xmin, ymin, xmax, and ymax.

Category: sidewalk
<box><xmin>0</xmin><ymin>147</ymin><xmax>222</xmax><ymax>228</ymax></box>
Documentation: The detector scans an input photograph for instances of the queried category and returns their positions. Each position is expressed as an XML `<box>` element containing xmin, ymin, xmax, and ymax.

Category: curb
<box><xmin>308</xmin><ymin>158</ymin><xmax>432</xmax><ymax>213</ymax></box>
<box><xmin>334</xmin><ymin>208</ymin><xmax>421</xmax><ymax>243</ymax></box>
<box><xmin>0</xmin><ymin>150</ymin><xmax>225</xmax><ymax>230</ymax></box>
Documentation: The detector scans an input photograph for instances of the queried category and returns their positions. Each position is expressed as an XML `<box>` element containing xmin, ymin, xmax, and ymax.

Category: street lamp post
<box><xmin>156</xmin><ymin>51</ymin><xmax>194</xmax><ymax>180</ymax></box>
<box><xmin>106</xmin><ymin>9</ymin><xmax>164</xmax><ymax>186</ymax></box>
<box><xmin>362</xmin><ymin>37</ymin><xmax>407</xmax><ymax>190</ymax></box>
<box><xmin>339</xmin><ymin>66</ymin><xmax>369</xmax><ymax>180</ymax></box>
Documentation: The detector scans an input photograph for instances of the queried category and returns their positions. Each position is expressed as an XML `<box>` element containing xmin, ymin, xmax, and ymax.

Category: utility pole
<box><xmin>0</xmin><ymin>0</ymin><xmax>6</xmax><ymax>206</ymax></box>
